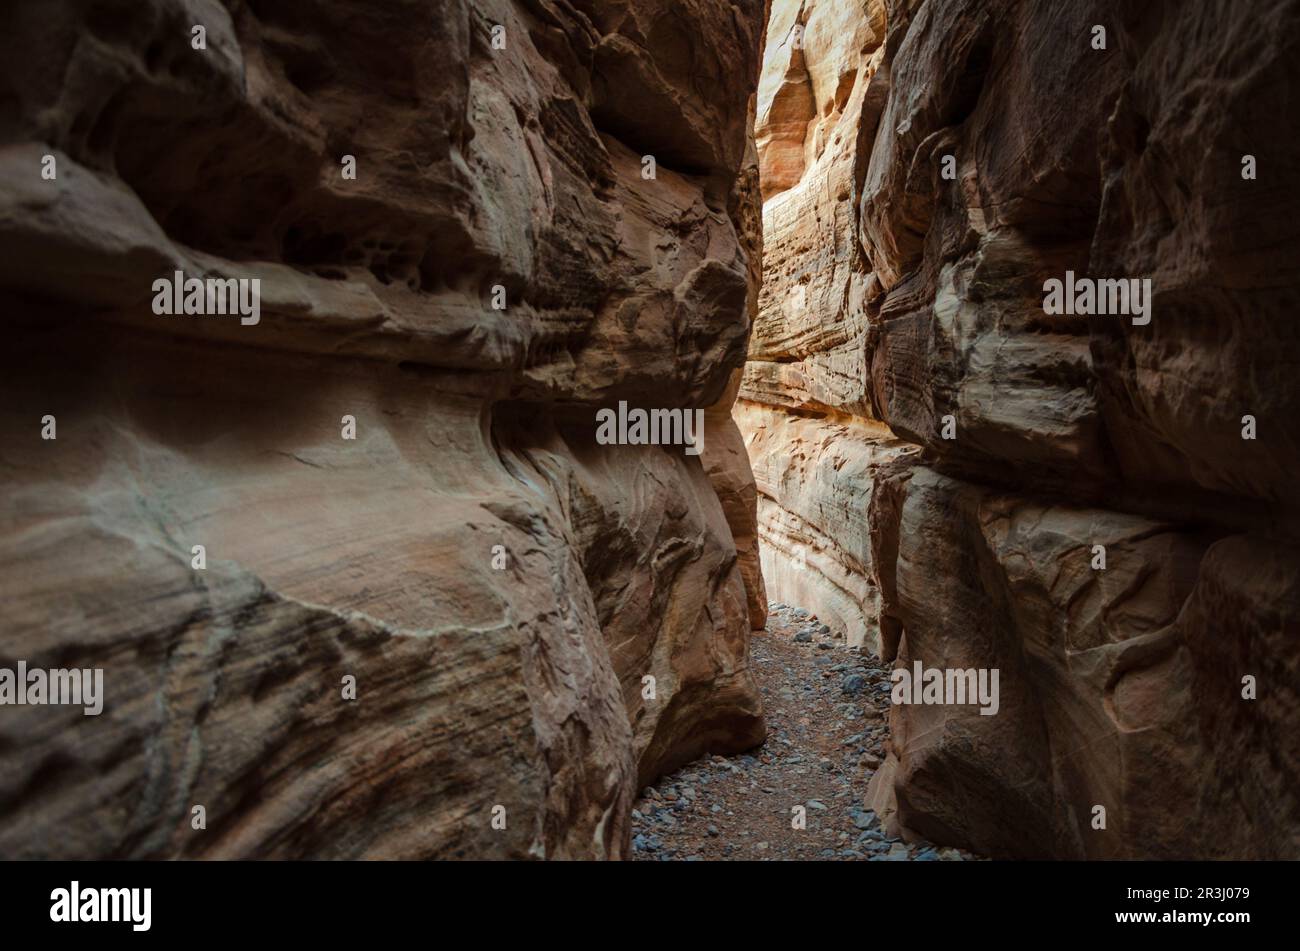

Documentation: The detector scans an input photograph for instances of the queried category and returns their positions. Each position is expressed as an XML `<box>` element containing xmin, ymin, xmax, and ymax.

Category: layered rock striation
<box><xmin>741</xmin><ymin>0</ymin><xmax>1300</xmax><ymax>858</ymax></box>
<box><xmin>0</xmin><ymin>0</ymin><xmax>769</xmax><ymax>858</ymax></box>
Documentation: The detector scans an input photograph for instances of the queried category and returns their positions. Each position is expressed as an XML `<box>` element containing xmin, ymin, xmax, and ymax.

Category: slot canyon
<box><xmin>0</xmin><ymin>0</ymin><xmax>1297</xmax><ymax>864</ymax></box>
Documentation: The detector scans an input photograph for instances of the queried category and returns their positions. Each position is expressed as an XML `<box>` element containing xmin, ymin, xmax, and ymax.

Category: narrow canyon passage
<box><xmin>631</xmin><ymin>603</ymin><xmax>979</xmax><ymax>861</ymax></box>
<box><xmin>0</xmin><ymin>0</ymin><xmax>1296</xmax><ymax>868</ymax></box>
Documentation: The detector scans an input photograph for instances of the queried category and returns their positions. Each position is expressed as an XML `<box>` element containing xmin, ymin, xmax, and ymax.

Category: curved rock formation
<box><xmin>0</xmin><ymin>0</ymin><xmax>769</xmax><ymax>858</ymax></box>
<box><xmin>741</xmin><ymin>0</ymin><xmax>1300</xmax><ymax>858</ymax></box>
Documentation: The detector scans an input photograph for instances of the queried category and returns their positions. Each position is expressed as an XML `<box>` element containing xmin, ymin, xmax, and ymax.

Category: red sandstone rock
<box><xmin>745</xmin><ymin>0</ymin><xmax>1300</xmax><ymax>858</ymax></box>
<box><xmin>0</xmin><ymin>0</ymin><xmax>769</xmax><ymax>858</ymax></box>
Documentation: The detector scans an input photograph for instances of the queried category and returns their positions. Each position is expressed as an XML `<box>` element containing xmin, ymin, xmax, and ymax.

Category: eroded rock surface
<box><xmin>740</xmin><ymin>0</ymin><xmax>894</xmax><ymax>643</ymax></box>
<box><xmin>0</xmin><ymin>0</ymin><xmax>769</xmax><ymax>858</ymax></box>
<box><xmin>742</xmin><ymin>0</ymin><xmax>1300</xmax><ymax>858</ymax></box>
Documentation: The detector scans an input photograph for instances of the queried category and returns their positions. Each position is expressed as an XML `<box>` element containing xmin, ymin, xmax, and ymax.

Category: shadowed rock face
<box><xmin>0</xmin><ymin>0</ymin><xmax>769</xmax><ymax>858</ymax></box>
<box><xmin>742</xmin><ymin>0</ymin><xmax>1300</xmax><ymax>858</ymax></box>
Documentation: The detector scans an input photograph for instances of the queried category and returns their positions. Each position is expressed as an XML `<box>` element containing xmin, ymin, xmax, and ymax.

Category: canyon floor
<box><xmin>631</xmin><ymin>603</ymin><xmax>984</xmax><ymax>861</ymax></box>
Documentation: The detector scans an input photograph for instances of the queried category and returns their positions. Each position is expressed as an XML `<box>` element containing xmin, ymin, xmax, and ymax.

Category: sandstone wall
<box><xmin>0</xmin><ymin>0</ymin><xmax>769</xmax><ymax>858</ymax></box>
<box><xmin>742</xmin><ymin>0</ymin><xmax>1300</xmax><ymax>858</ymax></box>
<box><xmin>739</xmin><ymin>0</ymin><xmax>891</xmax><ymax>646</ymax></box>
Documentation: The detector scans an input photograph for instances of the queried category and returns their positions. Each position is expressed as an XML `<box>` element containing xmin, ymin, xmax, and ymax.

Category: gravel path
<box><xmin>630</xmin><ymin>602</ymin><xmax>981</xmax><ymax>861</ymax></box>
